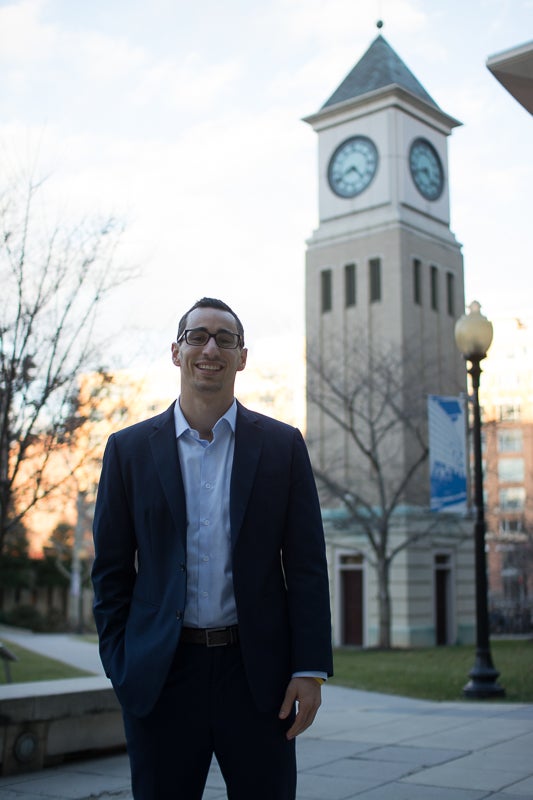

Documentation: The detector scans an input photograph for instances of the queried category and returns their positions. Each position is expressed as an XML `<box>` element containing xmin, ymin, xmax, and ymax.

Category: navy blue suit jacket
<box><xmin>92</xmin><ymin>401</ymin><xmax>333</xmax><ymax>718</ymax></box>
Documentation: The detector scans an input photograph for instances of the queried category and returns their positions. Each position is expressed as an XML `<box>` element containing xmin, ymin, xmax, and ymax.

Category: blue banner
<box><xmin>428</xmin><ymin>395</ymin><xmax>467</xmax><ymax>513</ymax></box>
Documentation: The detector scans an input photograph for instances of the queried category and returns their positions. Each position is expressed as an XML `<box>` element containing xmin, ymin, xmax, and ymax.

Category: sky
<box><xmin>1</xmin><ymin>0</ymin><xmax>532</xmax><ymax>390</ymax></box>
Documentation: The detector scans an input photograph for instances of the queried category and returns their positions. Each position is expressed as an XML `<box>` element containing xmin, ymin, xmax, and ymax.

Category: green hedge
<box><xmin>0</xmin><ymin>554</ymin><xmax>72</xmax><ymax>589</ymax></box>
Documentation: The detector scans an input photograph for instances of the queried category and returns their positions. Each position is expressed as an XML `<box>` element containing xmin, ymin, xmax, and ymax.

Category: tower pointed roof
<box><xmin>322</xmin><ymin>34</ymin><xmax>440</xmax><ymax>110</ymax></box>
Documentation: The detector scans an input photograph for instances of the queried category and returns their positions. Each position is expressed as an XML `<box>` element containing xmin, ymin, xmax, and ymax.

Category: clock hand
<box><xmin>344</xmin><ymin>164</ymin><xmax>362</xmax><ymax>177</ymax></box>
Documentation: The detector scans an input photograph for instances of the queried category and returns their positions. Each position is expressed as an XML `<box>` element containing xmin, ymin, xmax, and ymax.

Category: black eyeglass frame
<box><xmin>177</xmin><ymin>328</ymin><xmax>243</xmax><ymax>350</ymax></box>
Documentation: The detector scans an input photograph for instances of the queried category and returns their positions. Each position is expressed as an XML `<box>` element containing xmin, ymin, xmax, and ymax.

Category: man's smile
<box><xmin>196</xmin><ymin>362</ymin><xmax>223</xmax><ymax>372</ymax></box>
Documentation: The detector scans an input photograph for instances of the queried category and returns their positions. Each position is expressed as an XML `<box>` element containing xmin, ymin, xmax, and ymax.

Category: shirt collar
<box><xmin>174</xmin><ymin>398</ymin><xmax>237</xmax><ymax>439</ymax></box>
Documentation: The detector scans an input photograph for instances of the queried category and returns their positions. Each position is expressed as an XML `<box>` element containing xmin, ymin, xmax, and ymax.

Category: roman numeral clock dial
<box><xmin>327</xmin><ymin>136</ymin><xmax>378</xmax><ymax>198</ymax></box>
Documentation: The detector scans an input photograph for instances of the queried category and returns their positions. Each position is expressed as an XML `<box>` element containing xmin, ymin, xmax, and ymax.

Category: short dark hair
<box><xmin>177</xmin><ymin>297</ymin><xmax>245</xmax><ymax>345</ymax></box>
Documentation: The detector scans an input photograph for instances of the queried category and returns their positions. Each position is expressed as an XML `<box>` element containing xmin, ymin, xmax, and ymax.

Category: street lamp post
<box><xmin>454</xmin><ymin>301</ymin><xmax>505</xmax><ymax>699</ymax></box>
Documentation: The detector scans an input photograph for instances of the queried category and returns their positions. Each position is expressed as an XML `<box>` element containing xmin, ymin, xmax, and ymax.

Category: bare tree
<box><xmin>0</xmin><ymin>173</ymin><xmax>134</xmax><ymax>556</ymax></box>
<box><xmin>307</xmin><ymin>336</ymin><xmax>462</xmax><ymax>648</ymax></box>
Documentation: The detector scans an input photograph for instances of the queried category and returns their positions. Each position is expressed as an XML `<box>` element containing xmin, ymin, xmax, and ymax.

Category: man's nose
<box><xmin>202</xmin><ymin>335</ymin><xmax>220</xmax><ymax>355</ymax></box>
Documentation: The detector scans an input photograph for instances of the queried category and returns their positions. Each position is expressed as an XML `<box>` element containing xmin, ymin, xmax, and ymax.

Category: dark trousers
<box><xmin>122</xmin><ymin>641</ymin><xmax>296</xmax><ymax>800</ymax></box>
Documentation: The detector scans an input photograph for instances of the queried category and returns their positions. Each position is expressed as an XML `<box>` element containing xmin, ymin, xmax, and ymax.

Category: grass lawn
<box><xmin>0</xmin><ymin>639</ymin><xmax>92</xmax><ymax>684</ymax></box>
<box><xmin>1</xmin><ymin>636</ymin><xmax>531</xmax><ymax>703</ymax></box>
<box><xmin>331</xmin><ymin>638</ymin><xmax>533</xmax><ymax>702</ymax></box>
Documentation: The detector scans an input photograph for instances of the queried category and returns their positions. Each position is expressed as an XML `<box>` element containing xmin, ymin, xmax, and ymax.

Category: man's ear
<box><xmin>171</xmin><ymin>342</ymin><xmax>181</xmax><ymax>367</ymax></box>
<box><xmin>237</xmin><ymin>347</ymin><xmax>248</xmax><ymax>372</ymax></box>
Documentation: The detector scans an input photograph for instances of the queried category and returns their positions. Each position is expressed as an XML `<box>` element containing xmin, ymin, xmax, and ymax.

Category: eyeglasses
<box><xmin>177</xmin><ymin>328</ymin><xmax>243</xmax><ymax>349</ymax></box>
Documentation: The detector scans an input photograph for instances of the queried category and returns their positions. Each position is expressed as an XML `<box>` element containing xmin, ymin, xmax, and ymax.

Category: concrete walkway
<box><xmin>0</xmin><ymin>630</ymin><xmax>532</xmax><ymax>799</ymax></box>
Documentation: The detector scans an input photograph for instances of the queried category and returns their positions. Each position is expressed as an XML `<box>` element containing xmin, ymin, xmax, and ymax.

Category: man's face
<box><xmin>171</xmin><ymin>307</ymin><xmax>247</xmax><ymax>398</ymax></box>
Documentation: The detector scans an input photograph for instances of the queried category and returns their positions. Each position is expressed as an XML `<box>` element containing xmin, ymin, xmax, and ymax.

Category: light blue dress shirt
<box><xmin>174</xmin><ymin>399</ymin><xmax>238</xmax><ymax>628</ymax></box>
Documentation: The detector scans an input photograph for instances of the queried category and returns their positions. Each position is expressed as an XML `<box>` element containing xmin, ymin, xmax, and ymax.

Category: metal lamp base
<box><xmin>463</xmin><ymin>658</ymin><xmax>506</xmax><ymax>699</ymax></box>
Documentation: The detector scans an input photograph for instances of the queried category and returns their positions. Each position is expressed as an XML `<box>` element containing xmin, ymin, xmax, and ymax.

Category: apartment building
<box><xmin>480</xmin><ymin>316</ymin><xmax>533</xmax><ymax>629</ymax></box>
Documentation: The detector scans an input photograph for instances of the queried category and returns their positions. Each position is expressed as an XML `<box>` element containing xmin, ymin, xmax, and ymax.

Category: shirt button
<box><xmin>205</xmin><ymin>482</ymin><xmax>212</xmax><ymax>489</ymax></box>
<box><xmin>203</xmin><ymin>519</ymin><xmax>210</xmax><ymax>526</ymax></box>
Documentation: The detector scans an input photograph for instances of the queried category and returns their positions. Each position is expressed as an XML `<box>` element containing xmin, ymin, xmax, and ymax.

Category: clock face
<box><xmin>328</xmin><ymin>136</ymin><xmax>378</xmax><ymax>198</ymax></box>
<box><xmin>409</xmin><ymin>138</ymin><xmax>444</xmax><ymax>201</ymax></box>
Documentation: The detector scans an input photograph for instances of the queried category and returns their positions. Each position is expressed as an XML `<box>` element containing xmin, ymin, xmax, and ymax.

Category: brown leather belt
<box><xmin>180</xmin><ymin>625</ymin><xmax>239</xmax><ymax>647</ymax></box>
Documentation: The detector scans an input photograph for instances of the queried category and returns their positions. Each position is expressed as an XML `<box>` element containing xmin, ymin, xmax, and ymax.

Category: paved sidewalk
<box><xmin>0</xmin><ymin>632</ymin><xmax>532</xmax><ymax>799</ymax></box>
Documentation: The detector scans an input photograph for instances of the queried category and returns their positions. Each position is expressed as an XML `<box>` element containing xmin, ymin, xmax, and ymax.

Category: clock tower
<box><xmin>303</xmin><ymin>34</ymin><xmax>474</xmax><ymax>649</ymax></box>
<box><xmin>304</xmin><ymin>33</ymin><xmax>466</xmax><ymax>506</ymax></box>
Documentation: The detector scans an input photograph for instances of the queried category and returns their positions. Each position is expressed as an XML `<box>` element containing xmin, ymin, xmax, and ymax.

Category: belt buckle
<box><xmin>205</xmin><ymin>627</ymin><xmax>228</xmax><ymax>647</ymax></box>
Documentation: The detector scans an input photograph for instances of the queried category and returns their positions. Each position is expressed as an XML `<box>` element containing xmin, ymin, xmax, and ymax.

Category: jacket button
<box><xmin>179</xmin><ymin>563</ymin><xmax>186</xmax><ymax>572</ymax></box>
<box><xmin>176</xmin><ymin>611</ymin><xmax>183</xmax><ymax>620</ymax></box>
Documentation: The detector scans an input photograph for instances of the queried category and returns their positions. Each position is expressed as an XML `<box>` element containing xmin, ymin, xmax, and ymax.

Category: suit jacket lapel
<box><xmin>149</xmin><ymin>403</ymin><xmax>187</xmax><ymax>545</ymax></box>
<box><xmin>230</xmin><ymin>403</ymin><xmax>263</xmax><ymax>548</ymax></box>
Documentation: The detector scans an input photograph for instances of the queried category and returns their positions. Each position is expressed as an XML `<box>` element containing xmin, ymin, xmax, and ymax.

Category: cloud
<box><xmin>75</xmin><ymin>30</ymin><xmax>147</xmax><ymax>81</ymax></box>
<box><xmin>0</xmin><ymin>0</ymin><xmax>57</xmax><ymax>62</ymax></box>
<box><xmin>266</xmin><ymin>0</ymin><xmax>426</xmax><ymax>47</ymax></box>
<box><xmin>128</xmin><ymin>53</ymin><xmax>242</xmax><ymax>112</ymax></box>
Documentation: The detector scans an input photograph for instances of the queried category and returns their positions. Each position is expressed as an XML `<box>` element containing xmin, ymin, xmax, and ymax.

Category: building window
<box><xmin>345</xmin><ymin>263</ymin><xmax>356</xmax><ymax>307</ymax></box>
<box><xmin>499</xmin><ymin>487</ymin><xmax>526</xmax><ymax>512</ymax></box>
<box><xmin>413</xmin><ymin>259</ymin><xmax>422</xmax><ymax>305</ymax></box>
<box><xmin>499</xmin><ymin>518</ymin><xmax>524</xmax><ymax>534</ymax></box>
<box><xmin>446</xmin><ymin>272</ymin><xmax>454</xmax><ymax>316</ymax></box>
<box><xmin>498</xmin><ymin>458</ymin><xmax>525</xmax><ymax>483</ymax></box>
<box><xmin>369</xmin><ymin>258</ymin><xmax>381</xmax><ymax>303</ymax></box>
<box><xmin>430</xmin><ymin>265</ymin><xmax>438</xmax><ymax>310</ymax></box>
<box><xmin>321</xmin><ymin>269</ymin><xmax>332</xmax><ymax>313</ymax></box>
<box><xmin>498</xmin><ymin>429</ymin><xmax>523</xmax><ymax>452</ymax></box>
<box><xmin>499</xmin><ymin>405</ymin><xmax>521</xmax><ymax>422</ymax></box>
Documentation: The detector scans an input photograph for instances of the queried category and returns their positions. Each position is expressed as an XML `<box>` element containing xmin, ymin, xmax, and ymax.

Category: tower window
<box><xmin>345</xmin><ymin>263</ymin><xmax>356</xmax><ymax>307</ymax></box>
<box><xmin>430</xmin><ymin>265</ymin><xmax>439</xmax><ymax>311</ymax></box>
<box><xmin>369</xmin><ymin>258</ymin><xmax>381</xmax><ymax>303</ymax></box>
<box><xmin>413</xmin><ymin>259</ymin><xmax>422</xmax><ymax>305</ymax></box>
<box><xmin>446</xmin><ymin>272</ymin><xmax>455</xmax><ymax>316</ymax></box>
<box><xmin>321</xmin><ymin>269</ymin><xmax>332</xmax><ymax>313</ymax></box>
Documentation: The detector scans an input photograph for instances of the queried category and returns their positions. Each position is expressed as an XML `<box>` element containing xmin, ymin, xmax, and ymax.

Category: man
<box><xmin>91</xmin><ymin>297</ymin><xmax>333</xmax><ymax>800</ymax></box>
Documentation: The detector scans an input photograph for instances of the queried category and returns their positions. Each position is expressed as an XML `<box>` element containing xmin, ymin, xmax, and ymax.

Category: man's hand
<box><xmin>278</xmin><ymin>676</ymin><xmax>322</xmax><ymax>740</ymax></box>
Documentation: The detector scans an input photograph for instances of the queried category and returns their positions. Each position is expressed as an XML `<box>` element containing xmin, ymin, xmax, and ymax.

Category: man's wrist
<box><xmin>292</xmin><ymin>671</ymin><xmax>327</xmax><ymax>684</ymax></box>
